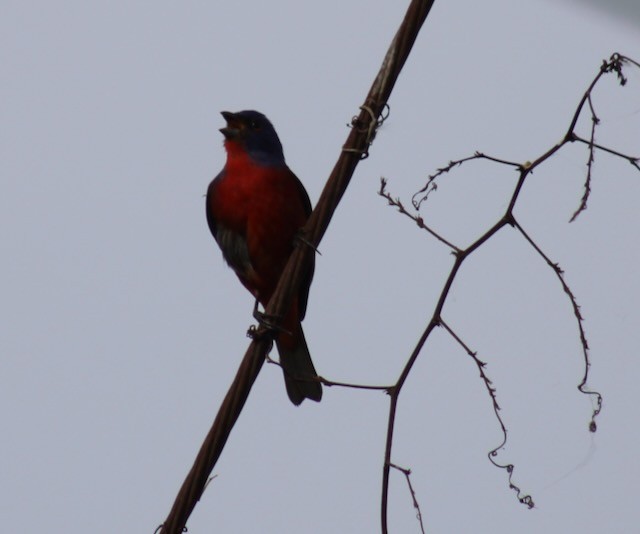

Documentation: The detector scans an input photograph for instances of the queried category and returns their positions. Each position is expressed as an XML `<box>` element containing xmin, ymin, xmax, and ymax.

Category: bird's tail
<box><xmin>276</xmin><ymin>323</ymin><xmax>322</xmax><ymax>405</ymax></box>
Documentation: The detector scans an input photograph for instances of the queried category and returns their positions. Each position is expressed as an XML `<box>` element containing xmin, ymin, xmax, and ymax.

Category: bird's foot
<box><xmin>252</xmin><ymin>302</ymin><xmax>291</xmax><ymax>336</ymax></box>
<box><xmin>253</xmin><ymin>309</ymin><xmax>291</xmax><ymax>335</ymax></box>
<box><xmin>246</xmin><ymin>324</ymin><xmax>275</xmax><ymax>347</ymax></box>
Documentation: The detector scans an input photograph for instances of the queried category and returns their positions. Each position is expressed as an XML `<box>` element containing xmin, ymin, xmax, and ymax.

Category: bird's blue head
<box><xmin>220</xmin><ymin>110</ymin><xmax>285</xmax><ymax>165</ymax></box>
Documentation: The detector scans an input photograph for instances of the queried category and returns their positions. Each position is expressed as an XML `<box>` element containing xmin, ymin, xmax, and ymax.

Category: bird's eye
<box><xmin>249</xmin><ymin>120</ymin><xmax>260</xmax><ymax>130</ymax></box>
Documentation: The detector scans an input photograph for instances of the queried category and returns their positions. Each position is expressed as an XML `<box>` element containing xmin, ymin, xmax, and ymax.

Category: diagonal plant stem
<box><xmin>157</xmin><ymin>1</ymin><xmax>437</xmax><ymax>533</ymax></box>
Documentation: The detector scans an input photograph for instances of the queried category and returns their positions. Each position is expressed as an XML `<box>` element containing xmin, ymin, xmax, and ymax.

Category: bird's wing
<box><xmin>205</xmin><ymin>171</ymin><xmax>223</xmax><ymax>239</ymax></box>
<box><xmin>290</xmin><ymin>170</ymin><xmax>315</xmax><ymax>321</ymax></box>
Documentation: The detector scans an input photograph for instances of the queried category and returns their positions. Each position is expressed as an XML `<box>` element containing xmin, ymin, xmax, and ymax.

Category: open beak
<box><xmin>220</xmin><ymin>111</ymin><xmax>241</xmax><ymax>140</ymax></box>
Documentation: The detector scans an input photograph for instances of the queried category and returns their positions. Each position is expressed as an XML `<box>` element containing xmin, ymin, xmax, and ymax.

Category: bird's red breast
<box><xmin>207</xmin><ymin>147</ymin><xmax>309</xmax><ymax>307</ymax></box>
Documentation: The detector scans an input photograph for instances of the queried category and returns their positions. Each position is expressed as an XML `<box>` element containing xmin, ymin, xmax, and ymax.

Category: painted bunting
<box><xmin>206</xmin><ymin>110</ymin><xmax>322</xmax><ymax>405</ymax></box>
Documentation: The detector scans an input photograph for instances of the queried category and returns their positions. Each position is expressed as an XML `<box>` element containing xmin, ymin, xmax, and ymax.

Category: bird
<box><xmin>206</xmin><ymin>110</ymin><xmax>322</xmax><ymax>405</ymax></box>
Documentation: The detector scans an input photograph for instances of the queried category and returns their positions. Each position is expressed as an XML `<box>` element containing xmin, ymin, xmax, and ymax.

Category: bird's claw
<box><xmin>246</xmin><ymin>324</ymin><xmax>275</xmax><ymax>347</ymax></box>
<box><xmin>252</xmin><ymin>304</ymin><xmax>291</xmax><ymax>336</ymax></box>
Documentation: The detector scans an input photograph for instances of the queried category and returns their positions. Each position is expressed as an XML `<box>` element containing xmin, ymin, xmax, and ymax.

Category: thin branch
<box><xmin>379</xmin><ymin>177</ymin><xmax>460</xmax><ymax>251</ymax></box>
<box><xmin>265</xmin><ymin>354</ymin><xmax>394</xmax><ymax>393</ymax></box>
<box><xmin>389</xmin><ymin>463</ymin><xmax>426</xmax><ymax>534</ymax></box>
<box><xmin>319</xmin><ymin>376</ymin><xmax>393</xmax><ymax>392</ymax></box>
<box><xmin>379</xmin><ymin>53</ymin><xmax>638</xmax><ymax>519</ymax></box>
<box><xmin>570</xmin><ymin>94</ymin><xmax>600</xmax><ymax>221</ymax></box>
<box><xmin>571</xmin><ymin>135</ymin><xmax>640</xmax><ymax>172</ymax></box>
<box><xmin>264</xmin><ymin>354</ymin><xmax>393</xmax><ymax>392</ymax></box>
<box><xmin>411</xmin><ymin>152</ymin><xmax>522</xmax><ymax>209</ymax></box>
<box><xmin>563</xmin><ymin>53</ymin><xmax>628</xmax><ymax>139</ymax></box>
<box><xmin>381</xmin><ymin>319</ymin><xmax>438</xmax><ymax>534</ymax></box>
<box><xmin>513</xmin><ymin>220</ymin><xmax>602</xmax><ymax>431</ymax></box>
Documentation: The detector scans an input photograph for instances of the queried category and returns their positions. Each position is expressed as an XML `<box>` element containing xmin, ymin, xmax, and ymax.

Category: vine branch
<box><xmin>378</xmin><ymin>52</ymin><xmax>638</xmax><ymax>525</ymax></box>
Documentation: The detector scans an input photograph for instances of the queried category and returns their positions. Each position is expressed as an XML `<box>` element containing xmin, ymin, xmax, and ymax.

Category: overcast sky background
<box><xmin>2</xmin><ymin>1</ymin><xmax>639</xmax><ymax>533</ymax></box>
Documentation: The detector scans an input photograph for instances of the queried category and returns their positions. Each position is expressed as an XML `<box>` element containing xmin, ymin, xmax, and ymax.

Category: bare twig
<box><xmin>379</xmin><ymin>52</ymin><xmax>638</xmax><ymax>521</ymax></box>
<box><xmin>265</xmin><ymin>354</ymin><xmax>392</xmax><ymax>391</ymax></box>
<box><xmin>318</xmin><ymin>376</ymin><xmax>393</xmax><ymax>392</ymax></box>
<box><xmin>572</xmin><ymin>135</ymin><xmax>640</xmax><ymax>171</ymax></box>
<box><xmin>411</xmin><ymin>152</ymin><xmax>522</xmax><ymax>209</ymax></box>
<box><xmin>513</xmin><ymin>220</ymin><xmax>602</xmax><ymax>431</ymax></box>
<box><xmin>379</xmin><ymin>178</ymin><xmax>460</xmax><ymax>251</ymax></box>
<box><xmin>570</xmin><ymin>94</ymin><xmax>600</xmax><ymax>222</ymax></box>
<box><xmin>389</xmin><ymin>463</ymin><xmax>426</xmax><ymax>534</ymax></box>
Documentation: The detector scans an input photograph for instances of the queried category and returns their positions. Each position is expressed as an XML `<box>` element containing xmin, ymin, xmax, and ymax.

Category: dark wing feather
<box><xmin>214</xmin><ymin>224</ymin><xmax>253</xmax><ymax>276</ymax></box>
<box><xmin>291</xmin><ymin>170</ymin><xmax>314</xmax><ymax>320</ymax></box>
<box><xmin>205</xmin><ymin>171</ymin><xmax>223</xmax><ymax>239</ymax></box>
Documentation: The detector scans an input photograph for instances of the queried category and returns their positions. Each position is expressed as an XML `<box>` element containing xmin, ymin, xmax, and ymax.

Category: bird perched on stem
<box><xmin>206</xmin><ymin>110</ymin><xmax>322</xmax><ymax>405</ymax></box>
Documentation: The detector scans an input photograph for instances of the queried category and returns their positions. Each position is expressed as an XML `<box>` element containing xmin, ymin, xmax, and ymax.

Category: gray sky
<box><xmin>576</xmin><ymin>0</ymin><xmax>640</xmax><ymax>25</ymax></box>
<box><xmin>2</xmin><ymin>1</ymin><xmax>639</xmax><ymax>532</ymax></box>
